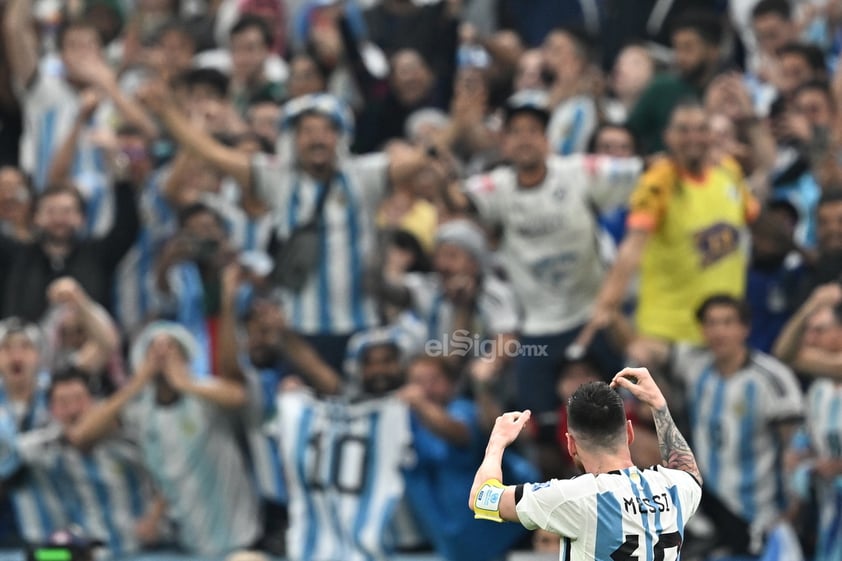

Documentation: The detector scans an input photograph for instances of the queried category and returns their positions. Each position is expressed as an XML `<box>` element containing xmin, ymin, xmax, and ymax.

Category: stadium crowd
<box><xmin>1</xmin><ymin>0</ymin><xmax>842</xmax><ymax>559</ymax></box>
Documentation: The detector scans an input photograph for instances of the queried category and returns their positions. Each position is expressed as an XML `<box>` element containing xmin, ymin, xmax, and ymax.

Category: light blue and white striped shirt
<box><xmin>671</xmin><ymin>346</ymin><xmax>804</xmax><ymax>534</ymax></box>
<box><xmin>547</xmin><ymin>95</ymin><xmax>598</xmax><ymax>156</ymax></box>
<box><xmin>804</xmin><ymin>379</ymin><xmax>842</xmax><ymax>561</ymax></box>
<box><xmin>14</xmin><ymin>426</ymin><xmax>154</xmax><ymax>557</ymax></box>
<box><xmin>20</xmin><ymin>74</ymin><xmax>115</xmax><ymax>236</ymax></box>
<box><xmin>124</xmin><ymin>388</ymin><xmax>260</xmax><ymax>556</ymax></box>
<box><xmin>252</xmin><ymin>153</ymin><xmax>388</xmax><ymax>335</ymax></box>
<box><xmin>516</xmin><ymin>466</ymin><xmax>701</xmax><ymax>561</ymax></box>
<box><xmin>270</xmin><ymin>391</ymin><xmax>412</xmax><ymax>561</ymax></box>
<box><xmin>0</xmin><ymin>379</ymin><xmax>67</xmax><ymax>544</ymax></box>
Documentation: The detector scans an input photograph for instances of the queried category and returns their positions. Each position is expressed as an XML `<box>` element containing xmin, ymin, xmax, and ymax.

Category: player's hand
<box><xmin>489</xmin><ymin>410</ymin><xmax>531</xmax><ymax>448</ymax></box>
<box><xmin>610</xmin><ymin>367</ymin><xmax>667</xmax><ymax>410</ymax></box>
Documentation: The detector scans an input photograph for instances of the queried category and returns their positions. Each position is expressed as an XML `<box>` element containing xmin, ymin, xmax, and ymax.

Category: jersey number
<box><xmin>611</xmin><ymin>532</ymin><xmax>682</xmax><ymax>561</ymax></box>
<box><xmin>305</xmin><ymin>432</ymin><xmax>369</xmax><ymax>494</ymax></box>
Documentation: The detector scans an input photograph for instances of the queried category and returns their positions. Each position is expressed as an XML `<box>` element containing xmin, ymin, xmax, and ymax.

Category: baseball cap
<box><xmin>503</xmin><ymin>90</ymin><xmax>551</xmax><ymax>128</ymax></box>
<box><xmin>280</xmin><ymin>93</ymin><xmax>355</xmax><ymax>135</ymax></box>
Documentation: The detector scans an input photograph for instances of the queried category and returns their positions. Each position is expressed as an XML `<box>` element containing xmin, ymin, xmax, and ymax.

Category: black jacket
<box><xmin>0</xmin><ymin>180</ymin><xmax>140</xmax><ymax>321</ymax></box>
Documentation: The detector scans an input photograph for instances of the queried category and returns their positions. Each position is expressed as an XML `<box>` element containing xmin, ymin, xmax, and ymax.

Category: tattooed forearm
<box><xmin>652</xmin><ymin>405</ymin><xmax>703</xmax><ymax>485</ymax></box>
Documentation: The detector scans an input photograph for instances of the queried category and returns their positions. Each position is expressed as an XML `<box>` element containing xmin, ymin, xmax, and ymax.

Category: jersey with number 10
<box><xmin>273</xmin><ymin>392</ymin><xmax>412</xmax><ymax>561</ymax></box>
<box><xmin>516</xmin><ymin>466</ymin><xmax>701</xmax><ymax>561</ymax></box>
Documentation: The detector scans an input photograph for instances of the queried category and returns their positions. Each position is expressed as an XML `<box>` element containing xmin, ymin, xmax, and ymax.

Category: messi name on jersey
<box><xmin>622</xmin><ymin>492</ymin><xmax>674</xmax><ymax>515</ymax></box>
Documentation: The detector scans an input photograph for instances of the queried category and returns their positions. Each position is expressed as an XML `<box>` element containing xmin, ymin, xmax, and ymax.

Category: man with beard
<box><xmin>582</xmin><ymin>102</ymin><xmax>759</xmax><ymax>346</ymax></box>
<box><xmin>0</xmin><ymin>368</ymin><xmax>164</xmax><ymax>557</ymax></box>
<box><xmin>627</xmin><ymin>10</ymin><xmax>725</xmax><ymax>154</ymax></box>
<box><xmin>458</xmin><ymin>90</ymin><xmax>642</xmax><ymax>444</ymax></box>
<box><xmin>141</xmin><ymin>88</ymin><xmax>430</xmax><ymax>372</ymax></box>
<box><xmin>0</xmin><ymin>177</ymin><xmax>139</xmax><ymax>322</ymax></box>
<box><xmin>4</xmin><ymin>0</ymin><xmax>156</xmax><ymax>233</ymax></box>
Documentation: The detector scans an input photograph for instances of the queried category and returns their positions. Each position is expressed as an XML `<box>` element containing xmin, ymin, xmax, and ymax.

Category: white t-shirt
<box><xmin>466</xmin><ymin>155</ymin><xmax>642</xmax><ymax>335</ymax></box>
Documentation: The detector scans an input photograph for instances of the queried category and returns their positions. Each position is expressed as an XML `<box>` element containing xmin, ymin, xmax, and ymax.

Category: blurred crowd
<box><xmin>3</xmin><ymin>0</ymin><xmax>842</xmax><ymax>560</ymax></box>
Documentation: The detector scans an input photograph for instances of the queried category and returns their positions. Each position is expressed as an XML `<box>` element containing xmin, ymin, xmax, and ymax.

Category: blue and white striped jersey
<box><xmin>803</xmin><ymin>379</ymin><xmax>842</xmax><ymax>561</ymax></box>
<box><xmin>270</xmin><ymin>391</ymin><xmax>412</xmax><ymax>561</ymax></box>
<box><xmin>251</xmin><ymin>153</ymin><xmax>389</xmax><ymax>335</ymax></box>
<box><xmin>14</xmin><ymin>426</ymin><xmax>154</xmax><ymax>557</ymax></box>
<box><xmin>547</xmin><ymin>95</ymin><xmax>598</xmax><ymax>156</ymax></box>
<box><xmin>124</xmin><ymin>388</ymin><xmax>260</xmax><ymax>556</ymax></box>
<box><xmin>671</xmin><ymin>346</ymin><xmax>804</xmax><ymax>532</ymax></box>
<box><xmin>202</xmin><ymin>193</ymin><xmax>275</xmax><ymax>253</ymax></box>
<box><xmin>0</xmin><ymin>377</ymin><xmax>67</xmax><ymax>543</ymax></box>
<box><xmin>19</xmin><ymin>74</ymin><xmax>115</xmax><ymax>236</ymax></box>
<box><xmin>516</xmin><ymin>466</ymin><xmax>701</xmax><ymax>561</ymax></box>
<box><xmin>113</xmin><ymin>169</ymin><xmax>176</xmax><ymax>332</ymax></box>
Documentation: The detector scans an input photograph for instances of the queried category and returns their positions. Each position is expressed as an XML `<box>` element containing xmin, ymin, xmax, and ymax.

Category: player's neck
<box><xmin>713</xmin><ymin>346</ymin><xmax>748</xmax><ymax>377</ymax></box>
<box><xmin>580</xmin><ymin>451</ymin><xmax>635</xmax><ymax>476</ymax></box>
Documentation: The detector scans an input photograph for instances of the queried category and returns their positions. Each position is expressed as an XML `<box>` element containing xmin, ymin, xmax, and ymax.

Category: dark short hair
<box><xmin>778</xmin><ymin>42</ymin><xmax>827</xmax><ymax>74</ymax></box>
<box><xmin>360</xmin><ymin>342</ymin><xmax>401</xmax><ymax>365</ymax></box>
<box><xmin>752</xmin><ymin>0</ymin><xmax>792</xmax><ymax>21</ymax></box>
<box><xmin>549</xmin><ymin>26</ymin><xmax>599</xmax><ymax>66</ymax></box>
<box><xmin>794</xmin><ymin>79</ymin><xmax>835</xmax><ymax>110</ymax></box>
<box><xmin>818</xmin><ymin>189</ymin><xmax>842</xmax><ymax>208</ymax></box>
<box><xmin>567</xmin><ymin>382</ymin><xmax>627</xmax><ymax>449</ymax></box>
<box><xmin>152</xmin><ymin>19</ymin><xmax>197</xmax><ymax>49</ymax></box>
<box><xmin>177</xmin><ymin>202</ymin><xmax>226</xmax><ymax>229</ymax></box>
<box><xmin>177</xmin><ymin>68</ymin><xmax>229</xmax><ymax>99</ymax></box>
<box><xmin>695</xmin><ymin>294</ymin><xmax>752</xmax><ymax>326</ymax></box>
<box><xmin>57</xmin><ymin>19</ymin><xmax>103</xmax><ymax>51</ymax></box>
<box><xmin>47</xmin><ymin>367</ymin><xmax>92</xmax><ymax>403</ymax></box>
<box><xmin>586</xmin><ymin>123</ymin><xmax>641</xmax><ymax>156</ymax></box>
<box><xmin>667</xmin><ymin>97</ymin><xmax>706</xmax><ymax>124</ymax></box>
<box><xmin>230</xmin><ymin>14</ymin><xmax>274</xmax><ymax>48</ymax></box>
<box><xmin>670</xmin><ymin>10</ymin><xmax>724</xmax><ymax>46</ymax></box>
<box><xmin>38</xmin><ymin>184</ymin><xmax>86</xmax><ymax>216</ymax></box>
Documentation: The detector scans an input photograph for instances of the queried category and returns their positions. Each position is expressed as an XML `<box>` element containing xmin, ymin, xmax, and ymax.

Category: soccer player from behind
<box><xmin>469</xmin><ymin>367</ymin><xmax>702</xmax><ymax>560</ymax></box>
<box><xmin>628</xmin><ymin>294</ymin><xmax>804</xmax><ymax>557</ymax></box>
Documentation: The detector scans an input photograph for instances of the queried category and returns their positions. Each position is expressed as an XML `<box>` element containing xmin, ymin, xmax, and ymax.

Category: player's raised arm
<box><xmin>468</xmin><ymin>410</ymin><xmax>531</xmax><ymax>522</ymax></box>
<box><xmin>611</xmin><ymin>367</ymin><xmax>703</xmax><ymax>485</ymax></box>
